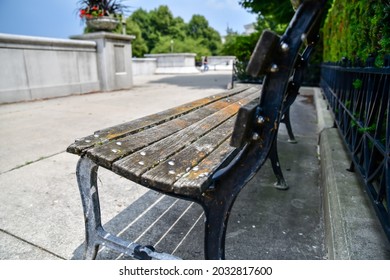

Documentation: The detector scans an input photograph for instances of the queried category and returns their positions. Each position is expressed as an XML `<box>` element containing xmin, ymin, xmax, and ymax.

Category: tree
<box><xmin>237</xmin><ymin>0</ymin><xmax>334</xmax><ymax>85</ymax></box>
<box><xmin>168</xmin><ymin>16</ymin><xmax>187</xmax><ymax>41</ymax></box>
<box><xmin>239</xmin><ymin>0</ymin><xmax>294</xmax><ymax>26</ymax></box>
<box><xmin>130</xmin><ymin>8</ymin><xmax>158</xmax><ymax>52</ymax></box>
<box><xmin>219</xmin><ymin>0</ymin><xmax>294</xmax><ymax>62</ymax></box>
<box><xmin>151</xmin><ymin>36</ymin><xmax>211</xmax><ymax>60</ymax></box>
<box><xmin>220</xmin><ymin>32</ymin><xmax>260</xmax><ymax>61</ymax></box>
<box><xmin>220</xmin><ymin>0</ymin><xmax>295</xmax><ymax>59</ymax></box>
<box><xmin>125</xmin><ymin>18</ymin><xmax>148</xmax><ymax>57</ymax></box>
<box><xmin>239</xmin><ymin>0</ymin><xmax>292</xmax><ymax>37</ymax></box>
<box><xmin>187</xmin><ymin>15</ymin><xmax>210</xmax><ymax>38</ymax></box>
<box><xmin>187</xmin><ymin>15</ymin><xmax>222</xmax><ymax>55</ymax></box>
<box><xmin>127</xmin><ymin>6</ymin><xmax>222</xmax><ymax>57</ymax></box>
<box><xmin>149</xmin><ymin>5</ymin><xmax>174</xmax><ymax>36</ymax></box>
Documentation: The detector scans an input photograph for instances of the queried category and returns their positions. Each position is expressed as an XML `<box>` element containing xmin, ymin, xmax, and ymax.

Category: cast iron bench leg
<box><xmin>76</xmin><ymin>158</ymin><xmax>184</xmax><ymax>260</ymax></box>
<box><xmin>269</xmin><ymin>140</ymin><xmax>289</xmax><ymax>190</ymax></box>
<box><xmin>76</xmin><ymin>157</ymin><xmax>102</xmax><ymax>259</ymax></box>
<box><xmin>201</xmin><ymin>177</ymin><xmax>245</xmax><ymax>259</ymax></box>
<box><xmin>282</xmin><ymin>107</ymin><xmax>297</xmax><ymax>143</ymax></box>
<box><xmin>202</xmin><ymin>198</ymin><xmax>230</xmax><ymax>259</ymax></box>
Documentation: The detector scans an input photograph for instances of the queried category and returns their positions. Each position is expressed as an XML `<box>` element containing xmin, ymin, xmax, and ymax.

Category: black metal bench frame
<box><xmin>67</xmin><ymin>0</ymin><xmax>327</xmax><ymax>260</ymax></box>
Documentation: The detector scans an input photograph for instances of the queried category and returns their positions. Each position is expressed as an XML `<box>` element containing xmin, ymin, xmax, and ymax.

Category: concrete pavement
<box><xmin>0</xmin><ymin>71</ymin><xmax>388</xmax><ymax>260</ymax></box>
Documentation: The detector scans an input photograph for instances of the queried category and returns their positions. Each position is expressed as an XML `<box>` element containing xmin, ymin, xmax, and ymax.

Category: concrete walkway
<box><xmin>0</xmin><ymin>71</ymin><xmax>388</xmax><ymax>260</ymax></box>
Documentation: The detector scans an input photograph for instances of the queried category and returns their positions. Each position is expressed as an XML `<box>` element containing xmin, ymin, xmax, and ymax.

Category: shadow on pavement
<box><xmin>149</xmin><ymin>73</ymin><xmax>233</xmax><ymax>90</ymax></box>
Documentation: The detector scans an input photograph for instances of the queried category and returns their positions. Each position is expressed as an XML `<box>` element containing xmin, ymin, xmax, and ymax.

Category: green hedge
<box><xmin>322</xmin><ymin>0</ymin><xmax>389</xmax><ymax>66</ymax></box>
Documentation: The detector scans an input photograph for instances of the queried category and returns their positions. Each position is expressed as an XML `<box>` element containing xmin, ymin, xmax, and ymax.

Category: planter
<box><xmin>86</xmin><ymin>17</ymin><xmax>119</xmax><ymax>32</ymax></box>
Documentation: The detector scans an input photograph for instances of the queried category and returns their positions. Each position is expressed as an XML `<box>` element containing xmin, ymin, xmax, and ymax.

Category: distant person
<box><xmin>203</xmin><ymin>56</ymin><xmax>209</xmax><ymax>72</ymax></box>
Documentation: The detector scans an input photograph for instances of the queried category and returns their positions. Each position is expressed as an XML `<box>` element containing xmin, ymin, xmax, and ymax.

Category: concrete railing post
<box><xmin>71</xmin><ymin>32</ymin><xmax>135</xmax><ymax>91</ymax></box>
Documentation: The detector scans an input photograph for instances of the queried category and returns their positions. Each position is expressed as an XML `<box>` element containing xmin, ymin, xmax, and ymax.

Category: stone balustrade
<box><xmin>0</xmin><ymin>32</ymin><xmax>236</xmax><ymax>104</ymax></box>
<box><xmin>0</xmin><ymin>32</ymin><xmax>134</xmax><ymax>104</ymax></box>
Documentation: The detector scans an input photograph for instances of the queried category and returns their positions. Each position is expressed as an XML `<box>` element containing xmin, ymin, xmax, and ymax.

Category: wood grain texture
<box><xmin>141</xmin><ymin>117</ymin><xmax>237</xmax><ymax>193</ymax></box>
<box><xmin>67</xmin><ymin>85</ymin><xmax>253</xmax><ymax>155</ymax></box>
<box><xmin>68</xmin><ymin>85</ymin><xmax>262</xmax><ymax>197</ymax></box>
<box><xmin>87</xmin><ymin>86</ymin><xmax>258</xmax><ymax>169</ymax></box>
<box><xmin>113</xmin><ymin>91</ymin><xmax>259</xmax><ymax>194</ymax></box>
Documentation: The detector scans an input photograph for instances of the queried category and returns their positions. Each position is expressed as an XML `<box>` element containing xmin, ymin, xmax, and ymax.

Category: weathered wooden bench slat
<box><xmin>140</xmin><ymin>116</ymin><xmax>237</xmax><ymax>194</ymax></box>
<box><xmin>67</xmin><ymin>85</ymin><xmax>252</xmax><ymax>155</ymax></box>
<box><xmin>86</xmin><ymin>86</ymin><xmax>259</xmax><ymax>169</ymax></box>
<box><xmin>173</xmin><ymin>138</ymin><xmax>236</xmax><ymax>196</ymax></box>
<box><xmin>112</xmin><ymin>91</ymin><xmax>259</xmax><ymax>191</ymax></box>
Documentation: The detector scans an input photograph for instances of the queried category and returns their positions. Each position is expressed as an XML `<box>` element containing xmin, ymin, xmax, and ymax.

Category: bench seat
<box><xmin>67</xmin><ymin>85</ymin><xmax>260</xmax><ymax>198</ymax></box>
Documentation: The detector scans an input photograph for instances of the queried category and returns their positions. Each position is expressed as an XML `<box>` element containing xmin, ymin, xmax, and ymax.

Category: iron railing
<box><xmin>320</xmin><ymin>60</ymin><xmax>390</xmax><ymax>241</ymax></box>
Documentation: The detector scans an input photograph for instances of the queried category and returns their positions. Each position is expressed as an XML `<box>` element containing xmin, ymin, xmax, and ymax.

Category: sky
<box><xmin>0</xmin><ymin>0</ymin><xmax>258</xmax><ymax>39</ymax></box>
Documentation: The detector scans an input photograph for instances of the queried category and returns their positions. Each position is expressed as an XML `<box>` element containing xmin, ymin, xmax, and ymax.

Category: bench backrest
<box><xmin>231</xmin><ymin>0</ymin><xmax>327</xmax><ymax>149</ymax></box>
<box><xmin>212</xmin><ymin>0</ymin><xmax>328</xmax><ymax>186</ymax></box>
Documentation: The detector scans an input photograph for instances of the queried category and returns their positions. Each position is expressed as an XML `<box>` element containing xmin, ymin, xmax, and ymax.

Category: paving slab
<box><xmin>0</xmin><ymin>230</ymin><xmax>61</xmax><ymax>260</ymax></box>
<box><xmin>225</xmin><ymin>90</ymin><xmax>325</xmax><ymax>260</ymax></box>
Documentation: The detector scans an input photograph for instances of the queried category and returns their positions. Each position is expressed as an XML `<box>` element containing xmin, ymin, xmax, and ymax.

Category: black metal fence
<box><xmin>320</xmin><ymin>60</ymin><xmax>390</xmax><ymax>241</ymax></box>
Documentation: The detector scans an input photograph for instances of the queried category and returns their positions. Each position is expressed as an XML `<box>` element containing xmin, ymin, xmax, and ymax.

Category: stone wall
<box><xmin>0</xmin><ymin>32</ymin><xmax>134</xmax><ymax>104</ymax></box>
<box><xmin>0</xmin><ymin>33</ymin><xmax>99</xmax><ymax>103</ymax></box>
<box><xmin>145</xmin><ymin>53</ymin><xmax>199</xmax><ymax>74</ymax></box>
<box><xmin>132</xmin><ymin>58</ymin><xmax>157</xmax><ymax>76</ymax></box>
<box><xmin>0</xmin><ymin>32</ymin><xmax>235</xmax><ymax>104</ymax></box>
<box><xmin>204</xmin><ymin>56</ymin><xmax>236</xmax><ymax>71</ymax></box>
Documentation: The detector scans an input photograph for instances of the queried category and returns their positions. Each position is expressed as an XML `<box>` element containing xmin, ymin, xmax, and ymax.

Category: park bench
<box><xmin>67</xmin><ymin>0</ymin><xmax>327</xmax><ymax>260</ymax></box>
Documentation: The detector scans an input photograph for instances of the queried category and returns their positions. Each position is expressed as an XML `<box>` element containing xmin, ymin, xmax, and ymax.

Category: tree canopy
<box><xmin>219</xmin><ymin>0</ymin><xmax>296</xmax><ymax>61</ymax></box>
<box><xmin>239</xmin><ymin>0</ymin><xmax>294</xmax><ymax>29</ymax></box>
<box><xmin>124</xmin><ymin>5</ymin><xmax>222</xmax><ymax>59</ymax></box>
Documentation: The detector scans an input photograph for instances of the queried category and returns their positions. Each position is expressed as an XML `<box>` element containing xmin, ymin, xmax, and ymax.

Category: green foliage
<box><xmin>230</xmin><ymin>0</ymin><xmax>311</xmax><ymax>61</ymax></box>
<box><xmin>219</xmin><ymin>9</ymin><xmax>290</xmax><ymax>61</ymax></box>
<box><xmin>169</xmin><ymin>17</ymin><xmax>187</xmax><ymax>41</ymax></box>
<box><xmin>125</xmin><ymin>6</ymin><xmax>222</xmax><ymax>57</ymax></box>
<box><xmin>238</xmin><ymin>0</ymin><xmax>292</xmax><ymax>36</ymax></box>
<box><xmin>323</xmin><ymin>0</ymin><xmax>390</xmax><ymax>66</ymax></box>
<box><xmin>233</xmin><ymin>60</ymin><xmax>264</xmax><ymax>83</ymax></box>
<box><xmin>125</xmin><ymin>19</ymin><xmax>148</xmax><ymax>57</ymax></box>
<box><xmin>149</xmin><ymin>5</ymin><xmax>174</xmax><ymax>36</ymax></box>
<box><xmin>187</xmin><ymin>15</ymin><xmax>210</xmax><ymax>38</ymax></box>
<box><xmin>186</xmin><ymin>15</ymin><xmax>222</xmax><ymax>55</ymax></box>
<box><xmin>220</xmin><ymin>32</ymin><xmax>260</xmax><ymax>61</ymax></box>
<box><xmin>151</xmin><ymin>36</ymin><xmax>211</xmax><ymax>60</ymax></box>
<box><xmin>239</xmin><ymin>0</ymin><xmax>294</xmax><ymax>26</ymax></box>
<box><xmin>220</xmin><ymin>1</ymin><xmax>292</xmax><ymax>63</ymax></box>
<box><xmin>129</xmin><ymin>8</ymin><xmax>161</xmax><ymax>53</ymax></box>
<box><xmin>358</xmin><ymin>123</ymin><xmax>377</xmax><ymax>134</ymax></box>
<box><xmin>352</xmin><ymin>79</ymin><xmax>363</xmax><ymax>89</ymax></box>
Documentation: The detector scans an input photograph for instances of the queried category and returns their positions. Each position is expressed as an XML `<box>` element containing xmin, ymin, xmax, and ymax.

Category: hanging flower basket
<box><xmin>86</xmin><ymin>16</ymin><xmax>119</xmax><ymax>31</ymax></box>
